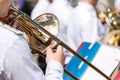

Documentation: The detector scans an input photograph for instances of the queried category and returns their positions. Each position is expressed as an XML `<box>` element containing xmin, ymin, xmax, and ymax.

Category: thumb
<box><xmin>56</xmin><ymin>45</ymin><xmax>63</xmax><ymax>53</ymax></box>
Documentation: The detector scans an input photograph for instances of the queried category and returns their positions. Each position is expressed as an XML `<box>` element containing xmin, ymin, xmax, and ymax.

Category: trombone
<box><xmin>0</xmin><ymin>2</ymin><xmax>111</xmax><ymax>80</ymax></box>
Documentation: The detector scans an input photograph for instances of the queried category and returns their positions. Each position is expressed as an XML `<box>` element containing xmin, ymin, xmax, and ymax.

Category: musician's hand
<box><xmin>46</xmin><ymin>45</ymin><xmax>65</xmax><ymax>65</ymax></box>
<box><xmin>0</xmin><ymin>0</ymin><xmax>12</xmax><ymax>17</ymax></box>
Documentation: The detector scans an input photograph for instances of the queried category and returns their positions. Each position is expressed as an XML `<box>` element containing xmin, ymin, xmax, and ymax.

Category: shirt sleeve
<box><xmin>3</xmin><ymin>35</ymin><xmax>64</xmax><ymax>80</ymax></box>
<box><xmin>45</xmin><ymin>60</ymin><xmax>64</xmax><ymax>80</ymax></box>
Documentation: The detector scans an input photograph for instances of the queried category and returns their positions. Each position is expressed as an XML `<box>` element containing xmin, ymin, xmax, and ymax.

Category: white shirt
<box><xmin>67</xmin><ymin>2</ymin><xmax>101</xmax><ymax>51</ymax></box>
<box><xmin>0</xmin><ymin>23</ymin><xmax>63</xmax><ymax>80</ymax></box>
<box><xmin>31</xmin><ymin>0</ymin><xmax>50</xmax><ymax>19</ymax></box>
<box><xmin>115</xmin><ymin>0</ymin><xmax>120</xmax><ymax>8</ymax></box>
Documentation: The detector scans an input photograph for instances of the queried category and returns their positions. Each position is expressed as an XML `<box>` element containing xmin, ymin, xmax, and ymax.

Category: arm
<box><xmin>4</xmin><ymin>35</ymin><xmax>64</xmax><ymax>80</ymax></box>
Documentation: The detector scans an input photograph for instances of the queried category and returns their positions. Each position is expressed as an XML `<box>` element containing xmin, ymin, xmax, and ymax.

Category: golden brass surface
<box><xmin>98</xmin><ymin>8</ymin><xmax>120</xmax><ymax>47</ymax></box>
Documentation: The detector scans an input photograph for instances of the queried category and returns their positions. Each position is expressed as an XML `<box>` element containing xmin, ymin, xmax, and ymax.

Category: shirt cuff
<box><xmin>45</xmin><ymin>60</ymin><xmax>64</xmax><ymax>79</ymax></box>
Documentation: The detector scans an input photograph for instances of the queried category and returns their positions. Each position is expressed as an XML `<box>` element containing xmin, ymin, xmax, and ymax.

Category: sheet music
<box><xmin>81</xmin><ymin>44</ymin><xmax>120</xmax><ymax>80</ymax></box>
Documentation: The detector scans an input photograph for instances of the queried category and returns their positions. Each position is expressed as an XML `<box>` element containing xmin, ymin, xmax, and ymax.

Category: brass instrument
<box><xmin>98</xmin><ymin>8</ymin><xmax>120</xmax><ymax>46</ymax></box>
<box><xmin>103</xmin><ymin>30</ymin><xmax>120</xmax><ymax>46</ymax></box>
<box><xmin>31</xmin><ymin>13</ymin><xmax>59</xmax><ymax>69</ymax></box>
<box><xmin>0</xmin><ymin>2</ymin><xmax>111</xmax><ymax>80</ymax></box>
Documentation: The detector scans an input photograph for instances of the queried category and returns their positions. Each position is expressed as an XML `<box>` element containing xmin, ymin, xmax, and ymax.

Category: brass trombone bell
<box><xmin>34</xmin><ymin>13</ymin><xmax>59</xmax><ymax>36</ymax></box>
<box><xmin>31</xmin><ymin>13</ymin><xmax>60</xmax><ymax>67</ymax></box>
<box><xmin>32</xmin><ymin>13</ymin><xmax>60</xmax><ymax>53</ymax></box>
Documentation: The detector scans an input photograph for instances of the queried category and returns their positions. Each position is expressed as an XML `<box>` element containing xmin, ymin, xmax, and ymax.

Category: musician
<box><xmin>67</xmin><ymin>0</ymin><xmax>105</xmax><ymax>51</ymax></box>
<box><xmin>0</xmin><ymin>0</ymin><xmax>64</xmax><ymax>80</ymax></box>
<box><xmin>31</xmin><ymin>0</ymin><xmax>51</xmax><ymax>19</ymax></box>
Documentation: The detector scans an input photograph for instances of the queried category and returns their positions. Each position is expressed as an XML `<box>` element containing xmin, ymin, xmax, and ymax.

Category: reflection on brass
<box><xmin>98</xmin><ymin>8</ymin><xmax>120</xmax><ymax>47</ymax></box>
<box><xmin>34</xmin><ymin>13</ymin><xmax>59</xmax><ymax>36</ymax></box>
<box><xmin>103</xmin><ymin>30</ymin><xmax>120</xmax><ymax>46</ymax></box>
<box><xmin>98</xmin><ymin>8</ymin><xmax>120</xmax><ymax>30</ymax></box>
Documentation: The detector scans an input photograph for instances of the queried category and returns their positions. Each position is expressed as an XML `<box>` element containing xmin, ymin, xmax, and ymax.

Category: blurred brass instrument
<box><xmin>98</xmin><ymin>8</ymin><xmax>120</xmax><ymax>46</ymax></box>
<box><xmin>0</xmin><ymin>2</ymin><xmax>111</xmax><ymax>80</ymax></box>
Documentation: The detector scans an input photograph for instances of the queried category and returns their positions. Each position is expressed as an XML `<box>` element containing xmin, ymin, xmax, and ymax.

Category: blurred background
<box><xmin>13</xmin><ymin>0</ymin><xmax>116</xmax><ymax>16</ymax></box>
<box><xmin>14</xmin><ymin>0</ymin><xmax>38</xmax><ymax>16</ymax></box>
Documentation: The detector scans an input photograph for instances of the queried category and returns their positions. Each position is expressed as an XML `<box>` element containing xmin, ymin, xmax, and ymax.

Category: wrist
<box><xmin>47</xmin><ymin>60</ymin><xmax>63</xmax><ymax>72</ymax></box>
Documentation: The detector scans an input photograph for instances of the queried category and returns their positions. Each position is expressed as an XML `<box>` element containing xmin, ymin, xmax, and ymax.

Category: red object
<box><xmin>114</xmin><ymin>71</ymin><xmax>120</xmax><ymax>80</ymax></box>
